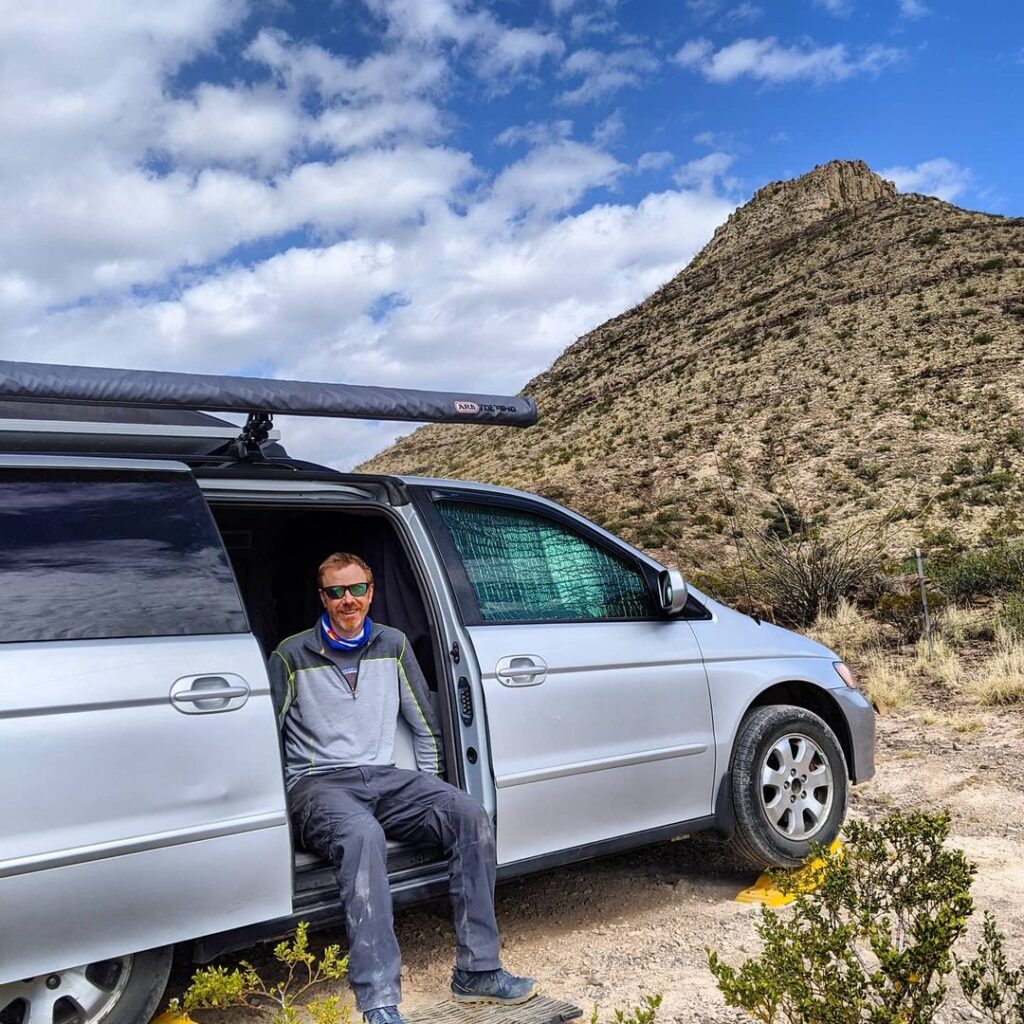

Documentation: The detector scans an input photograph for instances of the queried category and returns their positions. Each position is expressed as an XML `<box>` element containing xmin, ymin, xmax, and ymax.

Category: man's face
<box><xmin>319</xmin><ymin>563</ymin><xmax>374</xmax><ymax>640</ymax></box>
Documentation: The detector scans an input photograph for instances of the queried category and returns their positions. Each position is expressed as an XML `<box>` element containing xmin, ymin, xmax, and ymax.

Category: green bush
<box><xmin>589</xmin><ymin>994</ymin><xmax>663</xmax><ymax>1024</ymax></box>
<box><xmin>875</xmin><ymin>588</ymin><xmax>948</xmax><ymax>643</ymax></box>
<box><xmin>997</xmin><ymin>591</ymin><xmax>1024</xmax><ymax>640</ymax></box>
<box><xmin>957</xmin><ymin>912</ymin><xmax>1024</xmax><ymax>1022</ymax></box>
<box><xmin>708</xmin><ymin>811</ymin><xmax>976</xmax><ymax>1024</ymax></box>
<box><xmin>932</xmin><ymin>543</ymin><xmax>1024</xmax><ymax>602</ymax></box>
<box><xmin>172</xmin><ymin>922</ymin><xmax>349</xmax><ymax>1024</ymax></box>
<box><xmin>763</xmin><ymin>499</ymin><xmax>809</xmax><ymax>541</ymax></box>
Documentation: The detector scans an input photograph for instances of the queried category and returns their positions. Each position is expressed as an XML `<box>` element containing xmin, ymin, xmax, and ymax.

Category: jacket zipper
<box><xmin>326</xmin><ymin>631</ymin><xmax>379</xmax><ymax>700</ymax></box>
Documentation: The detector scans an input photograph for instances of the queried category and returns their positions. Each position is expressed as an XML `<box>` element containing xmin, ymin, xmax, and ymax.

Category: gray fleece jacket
<box><xmin>269</xmin><ymin>620</ymin><xmax>445</xmax><ymax>789</ymax></box>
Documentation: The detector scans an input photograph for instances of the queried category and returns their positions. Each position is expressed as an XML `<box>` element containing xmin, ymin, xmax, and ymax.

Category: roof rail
<box><xmin>0</xmin><ymin>360</ymin><xmax>537</xmax><ymax>427</ymax></box>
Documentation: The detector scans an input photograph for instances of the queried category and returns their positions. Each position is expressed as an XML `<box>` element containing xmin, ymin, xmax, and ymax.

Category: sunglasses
<box><xmin>320</xmin><ymin>582</ymin><xmax>371</xmax><ymax>599</ymax></box>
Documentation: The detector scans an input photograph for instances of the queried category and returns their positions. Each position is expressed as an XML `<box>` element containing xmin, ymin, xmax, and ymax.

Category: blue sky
<box><xmin>1</xmin><ymin>0</ymin><xmax>1020</xmax><ymax>466</ymax></box>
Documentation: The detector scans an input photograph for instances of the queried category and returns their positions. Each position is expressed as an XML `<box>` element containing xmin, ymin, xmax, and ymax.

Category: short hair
<box><xmin>318</xmin><ymin>552</ymin><xmax>374</xmax><ymax>587</ymax></box>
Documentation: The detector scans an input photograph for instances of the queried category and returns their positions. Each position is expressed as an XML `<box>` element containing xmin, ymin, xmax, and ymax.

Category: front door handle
<box><xmin>495</xmin><ymin>656</ymin><xmax>547</xmax><ymax>687</ymax></box>
<box><xmin>170</xmin><ymin>674</ymin><xmax>250</xmax><ymax>714</ymax></box>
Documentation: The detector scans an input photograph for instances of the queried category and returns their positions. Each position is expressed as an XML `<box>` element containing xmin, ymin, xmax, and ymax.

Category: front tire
<box><xmin>729</xmin><ymin>704</ymin><xmax>848</xmax><ymax>870</ymax></box>
<box><xmin>0</xmin><ymin>947</ymin><xmax>172</xmax><ymax>1024</ymax></box>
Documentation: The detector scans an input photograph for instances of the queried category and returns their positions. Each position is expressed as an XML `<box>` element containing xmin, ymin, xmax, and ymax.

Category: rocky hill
<box><xmin>361</xmin><ymin>160</ymin><xmax>1024</xmax><ymax>578</ymax></box>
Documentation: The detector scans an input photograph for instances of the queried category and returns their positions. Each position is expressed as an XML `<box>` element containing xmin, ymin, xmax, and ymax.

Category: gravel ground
<box><xmin>169</xmin><ymin>705</ymin><xmax>1024</xmax><ymax>1024</ymax></box>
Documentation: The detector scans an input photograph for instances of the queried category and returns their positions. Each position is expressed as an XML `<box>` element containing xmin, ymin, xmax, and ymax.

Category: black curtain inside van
<box><xmin>211</xmin><ymin>506</ymin><xmax>438</xmax><ymax>690</ymax></box>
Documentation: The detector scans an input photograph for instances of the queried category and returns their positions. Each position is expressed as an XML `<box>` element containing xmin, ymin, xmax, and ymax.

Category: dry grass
<box><xmin>806</xmin><ymin>599</ymin><xmax>880</xmax><ymax>660</ymax></box>
<box><xmin>936</xmin><ymin>604</ymin><xmax>997</xmax><ymax>646</ymax></box>
<box><xmin>920</xmin><ymin>711</ymin><xmax>984</xmax><ymax>733</ymax></box>
<box><xmin>859</xmin><ymin>634</ymin><xmax>965</xmax><ymax>710</ymax></box>
<box><xmin>968</xmin><ymin>631</ymin><xmax>1024</xmax><ymax>705</ymax></box>
<box><xmin>907</xmin><ymin>635</ymin><xmax>964</xmax><ymax>688</ymax></box>
<box><xmin>860</xmin><ymin>651</ymin><xmax>914</xmax><ymax>710</ymax></box>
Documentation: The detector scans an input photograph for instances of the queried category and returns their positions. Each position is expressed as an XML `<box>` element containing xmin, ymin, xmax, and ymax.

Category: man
<box><xmin>269</xmin><ymin>552</ymin><xmax>537</xmax><ymax>1024</ymax></box>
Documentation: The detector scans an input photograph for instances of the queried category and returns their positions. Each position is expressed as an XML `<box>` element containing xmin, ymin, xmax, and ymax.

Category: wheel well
<box><xmin>747</xmin><ymin>682</ymin><xmax>855</xmax><ymax>780</ymax></box>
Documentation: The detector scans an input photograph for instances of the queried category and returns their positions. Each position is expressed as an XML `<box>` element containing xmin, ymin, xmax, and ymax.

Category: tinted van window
<box><xmin>435</xmin><ymin>499</ymin><xmax>656</xmax><ymax>622</ymax></box>
<box><xmin>0</xmin><ymin>468</ymin><xmax>246</xmax><ymax>642</ymax></box>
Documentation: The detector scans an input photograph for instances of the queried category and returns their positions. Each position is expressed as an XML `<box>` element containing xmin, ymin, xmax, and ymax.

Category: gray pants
<box><xmin>290</xmin><ymin>766</ymin><xmax>502</xmax><ymax>1011</ymax></box>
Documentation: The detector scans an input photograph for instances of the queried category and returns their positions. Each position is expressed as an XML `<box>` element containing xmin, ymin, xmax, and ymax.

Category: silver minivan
<box><xmin>0</xmin><ymin>361</ymin><xmax>874</xmax><ymax>1024</ymax></box>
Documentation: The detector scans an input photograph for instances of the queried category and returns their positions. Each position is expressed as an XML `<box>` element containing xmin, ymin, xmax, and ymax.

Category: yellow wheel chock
<box><xmin>734</xmin><ymin>839</ymin><xmax>843</xmax><ymax>907</ymax></box>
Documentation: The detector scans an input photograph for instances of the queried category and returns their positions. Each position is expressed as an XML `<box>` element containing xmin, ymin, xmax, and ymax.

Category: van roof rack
<box><xmin>0</xmin><ymin>359</ymin><xmax>537</xmax><ymax>462</ymax></box>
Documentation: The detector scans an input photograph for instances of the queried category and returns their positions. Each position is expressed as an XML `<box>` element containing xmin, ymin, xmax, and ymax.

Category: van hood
<box><xmin>689</xmin><ymin>588</ymin><xmax>840</xmax><ymax>663</ymax></box>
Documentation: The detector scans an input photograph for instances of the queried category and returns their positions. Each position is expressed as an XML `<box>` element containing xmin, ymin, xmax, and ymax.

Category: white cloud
<box><xmin>559</xmin><ymin>46</ymin><xmax>659</xmax><ymax>103</ymax></box>
<box><xmin>674</xmin><ymin>38</ymin><xmax>714</xmax><ymax>69</ymax></box>
<box><xmin>495</xmin><ymin>121</ymin><xmax>574</xmax><ymax>146</ymax></box>
<box><xmin>693</xmin><ymin>129</ymin><xmax>738</xmax><ymax>149</ymax></box>
<box><xmin>730</xmin><ymin>3</ymin><xmax>763</xmax><ymax>20</ymax></box>
<box><xmin>476</xmin><ymin>25</ymin><xmax>566</xmax><ymax>79</ymax></box>
<box><xmin>162</xmin><ymin>84</ymin><xmax>301</xmax><ymax>173</ymax></box>
<box><xmin>674</xmin><ymin>151</ymin><xmax>736</xmax><ymax>191</ymax></box>
<box><xmin>592</xmin><ymin>109</ymin><xmax>625</xmax><ymax>146</ymax></box>
<box><xmin>674</xmin><ymin>36</ymin><xmax>904</xmax><ymax>84</ymax></box>
<box><xmin>898</xmin><ymin>0</ymin><xmax>930</xmax><ymax>17</ymax></box>
<box><xmin>485</xmin><ymin>141</ymin><xmax>625</xmax><ymax>221</ymax></box>
<box><xmin>366</xmin><ymin>0</ymin><xmax>564</xmax><ymax>79</ymax></box>
<box><xmin>0</xmin><ymin>0</ymin><xmax>244</xmax><ymax>176</ymax></box>
<box><xmin>880</xmin><ymin>158</ymin><xmax>972</xmax><ymax>201</ymax></box>
<box><xmin>687</xmin><ymin>0</ymin><xmax>721</xmax><ymax>20</ymax></box>
<box><xmin>812</xmin><ymin>0</ymin><xmax>852</xmax><ymax>16</ymax></box>
<box><xmin>568</xmin><ymin>12</ymin><xmax>618</xmax><ymax>37</ymax></box>
<box><xmin>637</xmin><ymin>151</ymin><xmax>674</xmax><ymax>171</ymax></box>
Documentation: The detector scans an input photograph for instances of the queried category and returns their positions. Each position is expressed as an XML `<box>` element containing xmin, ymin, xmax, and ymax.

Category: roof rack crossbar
<box><xmin>0</xmin><ymin>360</ymin><xmax>537</xmax><ymax>428</ymax></box>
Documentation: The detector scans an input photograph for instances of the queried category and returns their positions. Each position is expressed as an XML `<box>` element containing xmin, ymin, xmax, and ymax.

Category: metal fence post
<box><xmin>916</xmin><ymin>547</ymin><xmax>933</xmax><ymax>657</ymax></box>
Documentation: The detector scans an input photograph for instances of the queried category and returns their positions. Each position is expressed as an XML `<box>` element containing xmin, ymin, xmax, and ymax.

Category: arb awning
<box><xmin>0</xmin><ymin>359</ymin><xmax>537</xmax><ymax>427</ymax></box>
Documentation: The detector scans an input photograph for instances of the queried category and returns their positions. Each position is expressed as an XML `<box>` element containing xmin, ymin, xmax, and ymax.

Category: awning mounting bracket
<box><xmin>235</xmin><ymin>411</ymin><xmax>274</xmax><ymax>461</ymax></box>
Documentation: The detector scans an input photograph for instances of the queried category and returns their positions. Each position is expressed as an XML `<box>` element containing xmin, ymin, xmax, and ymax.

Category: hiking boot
<box><xmin>363</xmin><ymin>1007</ymin><xmax>406</xmax><ymax>1024</ymax></box>
<box><xmin>451</xmin><ymin>967</ymin><xmax>539</xmax><ymax>1005</ymax></box>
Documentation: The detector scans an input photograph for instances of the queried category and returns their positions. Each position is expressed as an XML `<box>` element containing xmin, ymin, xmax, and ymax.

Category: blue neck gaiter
<box><xmin>321</xmin><ymin>613</ymin><xmax>373</xmax><ymax>651</ymax></box>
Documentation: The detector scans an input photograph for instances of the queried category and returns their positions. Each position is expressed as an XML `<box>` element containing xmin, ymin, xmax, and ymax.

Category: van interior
<box><xmin>207</xmin><ymin>500</ymin><xmax>448</xmax><ymax>904</ymax></box>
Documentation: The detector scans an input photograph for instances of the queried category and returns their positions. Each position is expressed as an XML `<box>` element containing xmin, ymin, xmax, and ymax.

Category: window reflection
<box><xmin>0</xmin><ymin>472</ymin><xmax>245</xmax><ymax>643</ymax></box>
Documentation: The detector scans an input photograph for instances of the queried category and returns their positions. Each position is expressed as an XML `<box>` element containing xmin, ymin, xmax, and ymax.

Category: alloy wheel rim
<box><xmin>759</xmin><ymin>732</ymin><xmax>834</xmax><ymax>841</ymax></box>
<box><xmin>0</xmin><ymin>957</ymin><xmax>133</xmax><ymax>1024</ymax></box>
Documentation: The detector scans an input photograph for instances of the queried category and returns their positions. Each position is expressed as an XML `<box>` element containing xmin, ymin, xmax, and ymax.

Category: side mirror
<box><xmin>657</xmin><ymin>568</ymin><xmax>688</xmax><ymax>616</ymax></box>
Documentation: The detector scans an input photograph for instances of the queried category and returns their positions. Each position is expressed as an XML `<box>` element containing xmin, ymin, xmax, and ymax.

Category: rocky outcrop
<box><xmin>697</xmin><ymin>159</ymin><xmax>898</xmax><ymax>266</ymax></box>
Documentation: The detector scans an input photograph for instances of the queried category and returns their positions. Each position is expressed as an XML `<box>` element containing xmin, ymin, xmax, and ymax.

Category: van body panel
<box><xmin>683</xmin><ymin>591</ymin><xmax>875</xmax><ymax>783</ymax></box>
<box><xmin>1</xmin><ymin>826</ymin><xmax>291</xmax><ymax>981</ymax></box>
<box><xmin>0</xmin><ymin>632</ymin><xmax>293</xmax><ymax>982</ymax></box>
<box><xmin>467</xmin><ymin>619</ymin><xmax>716</xmax><ymax>864</ymax></box>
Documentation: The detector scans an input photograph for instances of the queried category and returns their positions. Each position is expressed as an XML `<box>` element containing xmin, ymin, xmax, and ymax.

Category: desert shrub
<box><xmin>708</xmin><ymin>811</ymin><xmax>976</xmax><ymax>1024</ymax></box>
<box><xmin>996</xmin><ymin>591</ymin><xmax>1024</xmax><ymax>640</ymax></box>
<box><xmin>931</xmin><ymin>543</ymin><xmax>1024</xmax><ymax>603</ymax></box>
<box><xmin>588</xmin><ymin>994</ymin><xmax>663</xmax><ymax>1024</ymax></box>
<box><xmin>908</xmin><ymin>636</ymin><xmax>964</xmax><ymax>689</ymax></box>
<box><xmin>745</xmin><ymin>528</ymin><xmax>885</xmax><ymax>626</ymax></box>
<box><xmin>875</xmin><ymin>587</ymin><xmax>948</xmax><ymax>643</ymax></box>
<box><xmin>763</xmin><ymin>498</ymin><xmax>810</xmax><ymax>540</ymax></box>
<box><xmin>171</xmin><ymin>922</ymin><xmax>350</xmax><ymax>1024</ymax></box>
<box><xmin>957</xmin><ymin>912</ymin><xmax>1024</xmax><ymax>1023</ymax></box>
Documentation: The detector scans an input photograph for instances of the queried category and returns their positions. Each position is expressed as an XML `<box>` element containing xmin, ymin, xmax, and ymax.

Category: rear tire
<box><xmin>0</xmin><ymin>947</ymin><xmax>172</xmax><ymax>1024</ymax></box>
<box><xmin>729</xmin><ymin>704</ymin><xmax>848</xmax><ymax>870</ymax></box>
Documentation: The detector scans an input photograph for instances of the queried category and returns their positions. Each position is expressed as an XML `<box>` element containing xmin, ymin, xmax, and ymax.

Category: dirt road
<box><xmin>173</xmin><ymin>706</ymin><xmax>1024</xmax><ymax>1024</ymax></box>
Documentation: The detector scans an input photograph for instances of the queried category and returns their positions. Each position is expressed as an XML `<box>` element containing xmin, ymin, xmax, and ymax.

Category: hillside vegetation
<box><xmin>363</xmin><ymin>160</ymin><xmax>1024</xmax><ymax>616</ymax></box>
